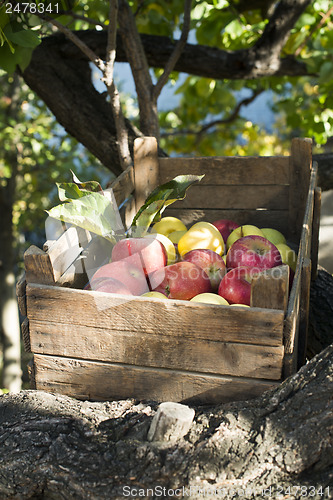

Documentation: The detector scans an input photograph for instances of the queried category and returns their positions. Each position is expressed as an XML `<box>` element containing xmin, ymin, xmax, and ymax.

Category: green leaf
<box><xmin>56</xmin><ymin>182</ymin><xmax>85</xmax><ymax>202</ymax></box>
<box><xmin>5</xmin><ymin>29</ymin><xmax>40</xmax><ymax>49</ymax></box>
<box><xmin>46</xmin><ymin>192</ymin><xmax>123</xmax><ymax>242</ymax></box>
<box><xmin>131</xmin><ymin>174</ymin><xmax>204</xmax><ymax>235</ymax></box>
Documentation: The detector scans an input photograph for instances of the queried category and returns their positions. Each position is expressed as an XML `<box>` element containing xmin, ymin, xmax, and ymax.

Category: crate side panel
<box><xmin>29</xmin><ymin>320</ymin><xmax>284</xmax><ymax>380</ymax></box>
<box><xmin>169</xmin><ymin>185</ymin><xmax>289</xmax><ymax>210</ymax></box>
<box><xmin>26</xmin><ymin>284</ymin><xmax>284</xmax><ymax>347</ymax></box>
<box><xmin>159</xmin><ymin>157</ymin><xmax>290</xmax><ymax>185</ymax></box>
<box><xmin>164</xmin><ymin>208</ymin><xmax>289</xmax><ymax>234</ymax></box>
<box><xmin>33</xmin><ymin>354</ymin><xmax>279</xmax><ymax>404</ymax></box>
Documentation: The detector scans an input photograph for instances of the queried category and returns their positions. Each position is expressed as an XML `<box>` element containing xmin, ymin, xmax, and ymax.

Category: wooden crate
<box><xmin>17</xmin><ymin>137</ymin><xmax>321</xmax><ymax>405</ymax></box>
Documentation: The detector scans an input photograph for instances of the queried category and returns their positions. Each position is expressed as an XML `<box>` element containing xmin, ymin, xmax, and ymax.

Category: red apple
<box><xmin>226</xmin><ymin>235</ymin><xmax>282</xmax><ymax>271</ymax></box>
<box><xmin>182</xmin><ymin>248</ymin><xmax>227</xmax><ymax>291</ymax></box>
<box><xmin>90</xmin><ymin>277</ymin><xmax>133</xmax><ymax>295</ymax></box>
<box><xmin>218</xmin><ymin>267</ymin><xmax>254</xmax><ymax>306</ymax></box>
<box><xmin>212</xmin><ymin>219</ymin><xmax>240</xmax><ymax>245</ymax></box>
<box><xmin>149</xmin><ymin>261</ymin><xmax>212</xmax><ymax>300</ymax></box>
<box><xmin>111</xmin><ymin>237</ymin><xmax>167</xmax><ymax>275</ymax></box>
<box><xmin>90</xmin><ymin>253</ymin><xmax>149</xmax><ymax>296</ymax></box>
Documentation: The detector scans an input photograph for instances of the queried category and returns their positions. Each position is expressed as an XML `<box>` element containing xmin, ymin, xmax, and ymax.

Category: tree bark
<box><xmin>0</xmin><ymin>268</ymin><xmax>333</xmax><ymax>499</ymax></box>
<box><xmin>0</xmin><ymin>345</ymin><xmax>332</xmax><ymax>499</ymax></box>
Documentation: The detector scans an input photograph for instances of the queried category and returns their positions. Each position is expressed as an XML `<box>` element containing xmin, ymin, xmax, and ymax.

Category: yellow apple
<box><xmin>152</xmin><ymin>216</ymin><xmax>187</xmax><ymax>237</ymax></box>
<box><xmin>190</xmin><ymin>293</ymin><xmax>229</xmax><ymax>305</ymax></box>
<box><xmin>144</xmin><ymin>233</ymin><xmax>177</xmax><ymax>265</ymax></box>
<box><xmin>168</xmin><ymin>230</ymin><xmax>187</xmax><ymax>244</ymax></box>
<box><xmin>276</xmin><ymin>243</ymin><xmax>297</xmax><ymax>272</ymax></box>
<box><xmin>226</xmin><ymin>225</ymin><xmax>264</xmax><ymax>249</ymax></box>
<box><xmin>261</xmin><ymin>228</ymin><xmax>287</xmax><ymax>246</ymax></box>
<box><xmin>178</xmin><ymin>222</ymin><xmax>224</xmax><ymax>257</ymax></box>
<box><xmin>141</xmin><ymin>291</ymin><xmax>168</xmax><ymax>299</ymax></box>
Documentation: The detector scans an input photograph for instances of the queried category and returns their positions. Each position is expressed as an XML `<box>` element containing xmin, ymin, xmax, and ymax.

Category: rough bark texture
<box><xmin>0</xmin><ymin>268</ymin><xmax>333</xmax><ymax>499</ymax></box>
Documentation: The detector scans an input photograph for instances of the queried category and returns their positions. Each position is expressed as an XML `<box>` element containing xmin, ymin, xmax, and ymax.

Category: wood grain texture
<box><xmin>32</xmin><ymin>354</ymin><xmax>279</xmax><ymax>404</ymax></box>
<box><xmin>133</xmin><ymin>137</ymin><xmax>160</xmax><ymax>211</ymax></box>
<box><xmin>159</xmin><ymin>156</ymin><xmax>290</xmax><ymax>185</ymax></box>
<box><xmin>29</xmin><ymin>319</ymin><xmax>284</xmax><ymax>380</ymax></box>
<box><xmin>24</xmin><ymin>245</ymin><xmax>55</xmax><ymax>285</ymax></box>
<box><xmin>311</xmin><ymin>186</ymin><xmax>321</xmax><ymax>280</ymax></box>
<box><xmin>26</xmin><ymin>284</ymin><xmax>284</xmax><ymax>347</ymax></box>
<box><xmin>298</xmin><ymin>258</ymin><xmax>311</xmax><ymax>369</ymax></box>
<box><xmin>168</xmin><ymin>185</ymin><xmax>289</xmax><ymax>210</ymax></box>
<box><xmin>251</xmin><ymin>265</ymin><xmax>289</xmax><ymax>311</ymax></box>
<box><xmin>109</xmin><ymin>164</ymin><xmax>135</xmax><ymax>206</ymax></box>
<box><xmin>288</xmin><ymin>138</ymin><xmax>312</xmax><ymax>243</ymax></box>
<box><xmin>16</xmin><ymin>275</ymin><xmax>27</xmax><ymax>317</ymax></box>
<box><xmin>21</xmin><ymin>317</ymin><xmax>31</xmax><ymax>353</ymax></box>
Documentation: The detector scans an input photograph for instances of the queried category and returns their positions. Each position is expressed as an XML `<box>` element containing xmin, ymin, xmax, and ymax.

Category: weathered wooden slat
<box><xmin>288</xmin><ymin>138</ymin><xmax>312</xmax><ymax>243</ymax></box>
<box><xmin>298</xmin><ymin>257</ymin><xmax>311</xmax><ymax>369</ymax></box>
<box><xmin>26</xmin><ymin>284</ymin><xmax>284</xmax><ymax>347</ymax></box>
<box><xmin>164</xmin><ymin>208</ymin><xmax>289</xmax><ymax>234</ymax></box>
<box><xmin>109</xmin><ymin>165</ymin><xmax>135</xmax><ymax>206</ymax></box>
<box><xmin>16</xmin><ymin>275</ymin><xmax>27</xmax><ymax>317</ymax></box>
<box><xmin>32</xmin><ymin>354</ymin><xmax>279</xmax><ymax>404</ymax></box>
<box><xmin>24</xmin><ymin>245</ymin><xmax>55</xmax><ymax>285</ymax></box>
<box><xmin>311</xmin><ymin>186</ymin><xmax>321</xmax><ymax>280</ymax></box>
<box><xmin>29</xmin><ymin>319</ymin><xmax>284</xmax><ymax>380</ymax></box>
<box><xmin>168</xmin><ymin>185</ymin><xmax>289</xmax><ymax>210</ymax></box>
<box><xmin>251</xmin><ymin>265</ymin><xmax>289</xmax><ymax>311</ymax></box>
<box><xmin>133</xmin><ymin>137</ymin><xmax>160</xmax><ymax>212</ymax></box>
<box><xmin>21</xmin><ymin>317</ymin><xmax>31</xmax><ymax>353</ymax></box>
<box><xmin>159</xmin><ymin>156</ymin><xmax>290</xmax><ymax>185</ymax></box>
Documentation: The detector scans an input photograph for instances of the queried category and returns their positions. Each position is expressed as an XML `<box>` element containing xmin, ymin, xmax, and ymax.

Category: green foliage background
<box><xmin>0</xmin><ymin>0</ymin><xmax>332</xmax><ymax>255</ymax></box>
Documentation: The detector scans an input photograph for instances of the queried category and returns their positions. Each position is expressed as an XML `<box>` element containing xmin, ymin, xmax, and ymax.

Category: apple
<box><xmin>229</xmin><ymin>304</ymin><xmax>250</xmax><ymax>308</ymax></box>
<box><xmin>144</xmin><ymin>233</ymin><xmax>177</xmax><ymax>265</ymax></box>
<box><xmin>168</xmin><ymin>230</ymin><xmax>187</xmax><ymax>244</ymax></box>
<box><xmin>178</xmin><ymin>221</ymin><xmax>224</xmax><ymax>257</ymax></box>
<box><xmin>141</xmin><ymin>291</ymin><xmax>169</xmax><ymax>299</ymax></box>
<box><xmin>218</xmin><ymin>267</ymin><xmax>254</xmax><ymax>306</ymax></box>
<box><xmin>261</xmin><ymin>228</ymin><xmax>287</xmax><ymax>246</ymax></box>
<box><xmin>90</xmin><ymin>253</ymin><xmax>149</xmax><ymax>296</ymax></box>
<box><xmin>212</xmin><ymin>219</ymin><xmax>240</xmax><ymax>245</ymax></box>
<box><xmin>276</xmin><ymin>243</ymin><xmax>297</xmax><ymax>272</ymax></box>
<box><xmin>226</xmin><ymin>225</ymin><xmax>264</xmax><ymax>249</ymax></box>
<box><xmin>190</xmin><ymin>293</ymin><xmax>229</xmax><ymax>305</ymax></box>
<box><xmin>150</xmin><ymin>261</ymin><xmax>212</xmax><ymax>300</ymax></box>
<box><xmin>89</xmin><ymin>277</ymin><xmax>133</xmax><ymax>295</ymax></box>
<box><xmin>152</xmin><ymin>216</ymin><xmax>187</xmax><ymax>237</ymax></box>
<box><xmin>111</xmin><ymin>236</ymin><xmax>166</xmax><ymax>276</ymax></box>
<box><xmin>226</xmin><ymin>235</ymin><xmax>282</xmax><ymax>271</ymax></box>
<box><xmin>182</xmin><ymin>248</ymin><xmax>227</xmax><ymax>291</ymax></box>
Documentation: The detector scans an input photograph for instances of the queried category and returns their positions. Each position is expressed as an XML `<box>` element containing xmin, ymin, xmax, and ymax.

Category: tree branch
<box><xmin>152</xmin><ymin>0</ymin><xmax>192</xmax><ymax>101</ymax></box>
<box><xmin>161</xmin><ymin>89</ymin><xmax>264</xmax><ymax>141</ymax></box>
<box><xmin>103</xmin><ymin>0</ymin><xmax>132</xmax><ymax>170</ymax></box>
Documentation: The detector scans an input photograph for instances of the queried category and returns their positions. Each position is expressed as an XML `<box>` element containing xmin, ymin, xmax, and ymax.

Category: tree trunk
<box><xmin>0</xmin><ymin>75</ymin><xmax>22</xmax><ymax>393</ymax></box>
<box><xmin>0</xmin><ymin>269</ymin><xmax>333</xmax><ymax>499</ymax></box>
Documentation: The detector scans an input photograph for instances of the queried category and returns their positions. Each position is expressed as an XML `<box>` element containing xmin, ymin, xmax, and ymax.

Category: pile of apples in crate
<box><xmin>88</xmin><ymin>217</ymin><xmax>297</xmax><ymax>307</ymax></box>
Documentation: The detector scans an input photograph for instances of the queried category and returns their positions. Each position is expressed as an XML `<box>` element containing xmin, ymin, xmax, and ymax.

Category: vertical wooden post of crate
<box><xmin>133</xmin><ymin>137</ymin><xmax>160</xmax><ymax>212</ymax></box>
<box><xmin>311</xmin><ymin>186</ymin><xmax>321</xmax><ymax>281</ymax></box>
<box><xmin>288</xmin><ymin>138</ymin><xmax>312</xmax><ymax>244</ymax></box>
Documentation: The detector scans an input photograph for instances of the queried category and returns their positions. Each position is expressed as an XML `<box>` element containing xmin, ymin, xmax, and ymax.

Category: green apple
<box><xmin>141</xmin><ymin>291</ymin><xmax>168</xmax><ymax>299</ymax></box>
<box><xmin>226</xmin><ymin>225</ymin><xmax>264</xmax><ymax>249</ymax></box>
<box><xmin>261</xmin><ymin>228</ymin><xmax>287</xmax><ymax>246</ymax></box>
<box><xmin>190</xmin><ymin>293</ymin><xmax>229</xmax><ymax>305</ymax></box>
<box><xmin>276</xmin><ymin>243</ymin><xmax>297</xmax><ymax>272</ymax></box>
<box><xmin>168</xmin><ymin>230</ymin><xmax>187</xmax><ymax>244</ymax></box>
